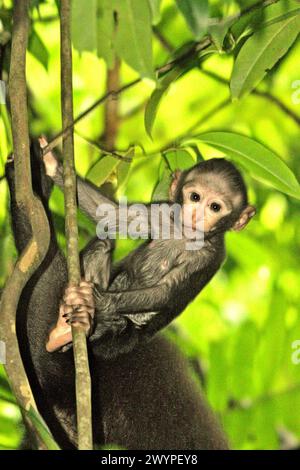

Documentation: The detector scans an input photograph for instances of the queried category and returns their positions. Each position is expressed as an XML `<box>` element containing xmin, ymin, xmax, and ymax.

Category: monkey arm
<box><xmin>93</xmin><ymin>263</ymin><xmax>189</xmax><ymax>316</ymax></box>
<box><xmin>94</xmin><ymin>284</ymin><xmax>171</xmax><ymax>315</ymax></box>
<box><xmin>51</xmin><ymin>163</ymin><xmax>153</xmax><ymax>238</ymax></box>
<box><xmin>52</xmin><ymin>164</ymin><xmax>117</xmax><ymax>222</ymax></box>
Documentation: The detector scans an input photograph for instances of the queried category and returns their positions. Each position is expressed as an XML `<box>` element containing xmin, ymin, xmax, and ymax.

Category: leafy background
<box><xmin>0</xmin><ymin>0</ymin><xmax>300</xmax><ymax>450</ymax></box>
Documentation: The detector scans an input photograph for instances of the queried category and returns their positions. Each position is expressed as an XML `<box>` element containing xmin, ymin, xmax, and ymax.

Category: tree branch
<box><xmin>60</xmin><ymin>0</ymin><xmax>93</xmax><ymax>450</ymax></box>
<box><xmin>201</xmin><ymin>68</ymin><xmax>300</xmax><ymax>127</ymax></box>
<box><xmin>234</xmin><ymin>0</ymin><xmax>280</xmax><ymax>20</ymax></box>
<box><xmin>42</xmin><ymin>0</ymin><xmax>281</xmax><ymax>157</ymax></box>
<box><xmin>75</xmin><ymin>131</ymin><xmax>132</xmax><ymax>162</ymax></box>
<box><xmin>42</xmin><ymin>78</ymin><xmax>140</xmax><ymax>156</ymax></box>
<box><xmin>0</xmin><ymin>0</ymin><xmax>51</xmax><ymax>450</ymax></box>
<box><xmin>102</xmin><ymin>59</ymin><xmax>121</xmax><ymax>151</ymax></box>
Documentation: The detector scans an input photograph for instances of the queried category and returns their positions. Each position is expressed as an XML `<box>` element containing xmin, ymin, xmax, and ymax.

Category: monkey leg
<box><xmin>46</xmin><ymin>238</ymin><xmax>114</xmax><ymax>352</ymax></box>
<box><xmin>81</xmin><ymin>237</ymin><xmax>114</xmax><ymax>289</ymax></box>
<box><xmin>46</xmin><ymin>281</ymin><xmax>95</xmax><ymax>353</ymax></box>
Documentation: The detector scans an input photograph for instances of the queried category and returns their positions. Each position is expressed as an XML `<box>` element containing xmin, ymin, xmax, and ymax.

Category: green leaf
<box><xmin>87</xmin><ymin>155</ymin><xmax>120</xmax><ymax>186</ymax></box>
<box><xmin>26</xmin><ymin>406</ymin><xmax>60</xmax><ymax>450</ymax></box>
<box><xmin>147</xmin><ymin>0</ymin><xmax>162</xmax><ymax>25</ymax></box>
<box><xmin>232</xmin><ymin>0</ymin><xmax>300</xmax><ymax>41</ymax></box>
<box><xmin>231</xmin><ymin>14</ymin><xmax>300</xmax><ymax>99</ymax></box>
<box><xmin>114</xmin><ymin>0</ymin><xmax>155</xmax><ymax>80</ymax></box>
<box><xmin>152</xmin><ymin>167</ymin><xmax>172</xmax><ymax>202</ymax></box>
<box><xmin>72</xmin><ymin>0</ymin><xmax>97</xmax><ymax>52</ymax></box>
<box><xmin>96</xmin><ymin>0</ymin><xmax>115</xmax><ymax>68</ymax></box>
<box><xmin>164</xmin><ymin>149</ymin><xmax>195</xmax><ymax>171</ymax></box>
<box><xmin>72</xmin><ymin>0</ymin><xmax>116</xmax><ymax>67</ymax></box>
<box><xmin>117</xmin><ymin>149</ymin><xmax>134</xmax><ymax>190</ymax></box>
<box><xmin>188</xmin><ymin>132</ymin><xmax>300</xmax><ymax>199</ymax></box>
<box><xmin>145</xmin><ymin>67</ymin><xmax>183</xmax><ymax>138</ymax></box>
<box><xmin>209</xmin><ymin>17</ymin><xmax>235</xmax><ymax>51</ymax></box>
<box><xmin>175</xmin><ymin>0</ymin><xmax>209</xmax><ymax>39</ymax></box>
<box><xmin>230</xmin><ymin>321</ymin><xmax>258</xmax><ymax>399</ymax></box>
<box><xmin>28</xmin><ymin>29</ymin><xmax>49</xmax><ymax>71</ymax></box>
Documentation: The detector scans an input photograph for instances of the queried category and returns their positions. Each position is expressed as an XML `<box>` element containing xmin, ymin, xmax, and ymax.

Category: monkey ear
<box><xmin>169</xmin><ymin>170</ymin><xmax>182</xmax><ymax>201</ymax></box>
<box><xmin>232</xmin><ymin>205</ymin><xmax>256</xmax><ymax>232</ymax></box>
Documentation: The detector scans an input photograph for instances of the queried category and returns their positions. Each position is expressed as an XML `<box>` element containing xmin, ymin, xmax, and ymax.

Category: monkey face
<box><xmin>181</xmin><ymin>180</ymin><xmax>231</xmax><ymax>233</ymax></box>
<box><xmin>180</xmin><ymin>173</ymin><xmax>255</xmax><ymax>233</ymax></box>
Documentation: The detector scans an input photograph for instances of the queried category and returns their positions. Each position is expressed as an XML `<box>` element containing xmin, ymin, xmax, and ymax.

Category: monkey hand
<box><xmin>46</xmin><ymin>281</ymin><xmax>95</xmax><ymax>353</ymax></box>
<box><xmin>39</xmin><ymin>136</ymin><xmax>59</xmax><ymax>178</ymax></box>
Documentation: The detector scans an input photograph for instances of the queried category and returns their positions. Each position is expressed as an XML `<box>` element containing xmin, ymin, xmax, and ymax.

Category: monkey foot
<box><xmin>46</xmin><ymin>305</ymin><xmax>73</xmax><ymax>353</ymax></box>
<box><xmin>39</xmin><ymin>136</ymin><xmax>58</xmax><ymax>178</ymax></box>
<box><xmin>46</xmin><ymin>281</ymin><xmax>95</xmax><ymax>353</ymax></box>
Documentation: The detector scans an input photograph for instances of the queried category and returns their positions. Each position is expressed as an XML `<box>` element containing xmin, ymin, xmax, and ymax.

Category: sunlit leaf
<box><xmin>207</xmin><ymin>340</ymin><xmax>229</xmax><ymax>412</ymax></box>
<box><xmin>175</xmin><ymin>0</ymin><xmax>209</xmax><ymax>39</ymax></box>
<box><xmin>188</xmin><ymin>132</ymin><xmax>300</xmax><ymax>199</ymax></box>
<box><xmin>254</xmin><ymin>297</ymin><xmax>287</xmax><ymax>394</ymax></box>
<box><xmin>72</xmin><ymin>0</ymin><xmax>97</xmax><ymax>52</ymax></box>
<box><xmin>147</xmin><ymin>0</ymin><xmax>162</xmax><ymax>25</ymax></box>
<box><xmin>96</xmin><ymin>0</ymin><xmax>115</xmax><ymax>68</ymax></box>
<box><xmin>152</xmin><ymin>167</ymin><xmax>172</xmax><ymax>202</ymax></box>
<box><xmin>230</xmin><ymin>321</ymin><xmax>258</xmax><ymax>399</ymax></box>
<box><xmin>232</xmin><ymin>0</ymin><xmax>300</xmax><ymax>41</ymax></box>
<box><xmin>164</xmin><ymin>148</ymin><xmax>195</xmax><ymax>171</ymax></box>
<box><xmin>209</xmin><ymin>17</ymin><xmax>235</xmax><ymax>51</ymax></box>
<box><xmin>114</xmin><ymin>0</ymin><xmax>155</xmax><ymax>79</ymax></box>
<box><xmin>26</xmin><ymin>406</ymin><xmax>60</xmax><ymax>450</ymax></box>
<box><xmin>231</xmin><ymin>14</ymin><xmax>300</xmax><ymax>98</ymax></box>
<box><xmin>145</xmin><ymin>67</ymin><xmax>183</xmax><ymax>138</ymax></box>
<box><xmin>87</xmin><ymin>155</ymin><xmax>120</xmax><ymax>186</ymax></box>
<box><xmin>117</xmin><ymin>149</ymin><xmax>134</xmax><ymax>191</ymax></box>
<box><xmin>28</xmin><ymin>29</ymin><xmax>49</xmax><ymax>71</ymax></box>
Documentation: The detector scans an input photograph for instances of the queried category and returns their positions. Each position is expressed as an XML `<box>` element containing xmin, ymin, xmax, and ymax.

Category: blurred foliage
<box><xmin>0</xmin><ymin>0</ymin><xmax>300</xmax><ymax>450</ymax></box>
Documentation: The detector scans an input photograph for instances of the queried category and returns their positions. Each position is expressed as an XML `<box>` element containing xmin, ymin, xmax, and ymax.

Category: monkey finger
<box><xmin>64</xmin><ymin>293</ymin><xmax>89</xmax><ymax>305</ymax></box>
<box><xmin>69</xmin><ymin>319</ymin><xmax>91</xmax><ymax>333</ymax></box>
<box><xmin>61</xmin><ymin>304</ymin><xmax>73</xmax><ymax>314</ymax></box>
<box><xmin>76</xmin><ymin>295</ymin><xmax>94</xmax><ymax>307</ymax></box>
<box><xmin>70</xmin><ymin>310</ymin><xmax>94</xmax><ymax>324</ymax></box>
<box><xmin>64</xmin><ymin>288</ymin><xmax>91</xmax><ymax>299</ymax></box>
<box><xmin>64</xmin><ymin>286</ymin><xmax>81</xmax><ymax>295</ymax></box>
<box><xmin>78</xmin><ymin>287</ymin><xmax>95</xmax><ymax>297</ymax></box>
<box><xmin>80</xmin><ymin>280</ymin><xmax>94</xmax><ymax>288</ymax></box>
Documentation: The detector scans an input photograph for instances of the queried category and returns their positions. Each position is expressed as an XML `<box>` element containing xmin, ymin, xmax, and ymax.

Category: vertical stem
<box><xmin>103</xmin><ymin>59</ymin><xmax>120</xmax><ymax>151</ymax></box>
<box><xmin>0</xmin><ymin>0</ymin><xmax>51</xmax><ymax>449</ymax></box>
<box><xmin>60</xmin><ymin>0</ymin><xmax>93</xmax><ymax>450</ymax></box>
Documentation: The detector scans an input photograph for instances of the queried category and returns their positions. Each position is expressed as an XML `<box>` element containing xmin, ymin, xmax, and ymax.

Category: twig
<box><xmin>153</xmin><ymin>26</ymin><xmax>173</xmax><ymax>53</ymax></box>
<box><xmin>201</xmin><ymin>68</ymin><xmax>300</xmax><ymax>127</ymax></box>
<box><xmin>60</xmin><ymin>0</ymin><xmax>93</xmax><ymax>450</ymax></box>
<box><xmin>42</xmin><ymin>79</ymin><xmax>140</xmax><ymax>156</ymax></box>
<box><xmin>254</xmin><ymin>89</ymin><xmax>300</xmax><ymax>127</ymax></box>
<box><xmin>234</xmin><ymin>0</ymin><xmax>280</xmax><ymax>20</ymax></box>
<box><xmin>159</xmin><ymin>97</ymin><xmax>231</xmax><ymax>153</ymax></box>
<box><xmin>75</xmin><ymin>130</ymin><xmax>132</xmax><ymax>162</ymax></box>
<box><xmin>0</xmin><ymin>0</ymin><xmax>51</xmax><ymax>450</ymax></box>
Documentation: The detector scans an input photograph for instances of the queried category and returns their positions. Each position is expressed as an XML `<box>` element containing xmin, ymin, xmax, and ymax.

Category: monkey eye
<box><xmin>190</xmin><ymin>192</ymin><xmax>201</xmax><ymax>202</ymax></box>
<box><xmin>210</xmin><ymin>202</ymin><xmax>221</xmax><ymax>213</ymax></box>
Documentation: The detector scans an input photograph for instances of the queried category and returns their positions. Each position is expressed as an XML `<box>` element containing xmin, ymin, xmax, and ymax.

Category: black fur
<box><xmin>5</xmin><ymin>144</ymin><xmax>228</xmax><ymax>449</ymax></box>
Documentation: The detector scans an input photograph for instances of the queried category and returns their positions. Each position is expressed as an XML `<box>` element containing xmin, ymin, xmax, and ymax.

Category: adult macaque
<box><xmin>42</xmin><ymin>138</ymin><xmax>256</xmax><ymax>360</ymax></box>
<box><xmin>6</xmin><ymin>140</ymin><xmax>229</xmax><ymax>449</ymax></box>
